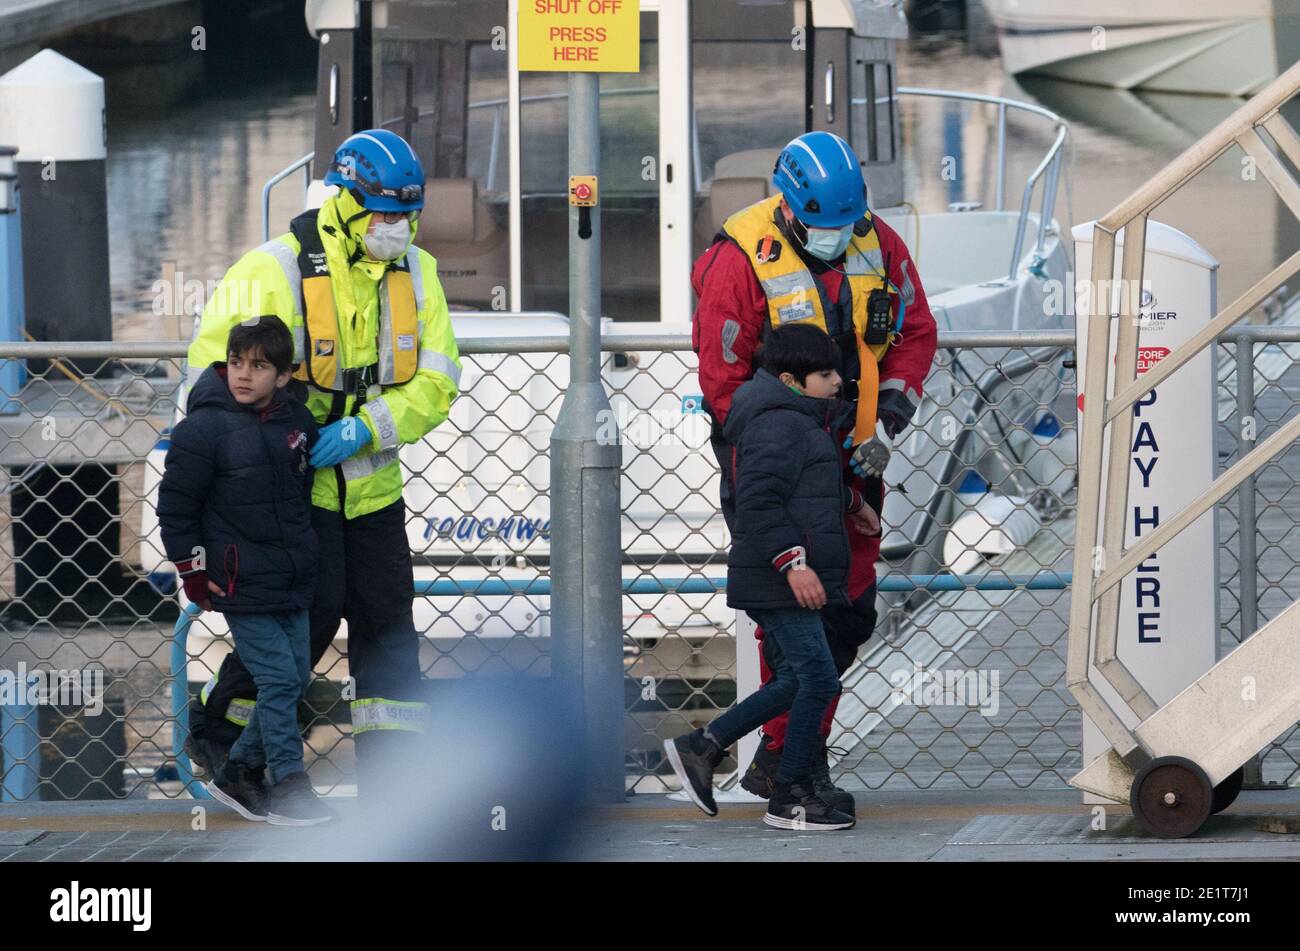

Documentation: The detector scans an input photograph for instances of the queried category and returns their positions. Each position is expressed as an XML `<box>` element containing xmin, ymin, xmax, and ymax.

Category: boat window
<box><xmin>692</xmin><ymin>40</ymin><xmax>804</xmax><ymax>186</ymax></box>
<box><xmin>516</xmin><ymin>26</ymin><xmax>661</xmax><ymax>321</ymax></box>
<box><xmin>467</xmin><ymin>42</ymin><xmax>509</xmax><ymax>198</ymax></box>
<box><xmin>376</xmin><ymin>36</ymin><xmax>469</xmax><ymax>178</ymax></box>
<box><xmin>852</xmin><ymin>59</ymin><xmax>895</xmax><ymax>165</ymax></box>
<box><xmin>515</xmin><ymin>59</ymin><xmax>659</xmax><ymax>198</ymax></box>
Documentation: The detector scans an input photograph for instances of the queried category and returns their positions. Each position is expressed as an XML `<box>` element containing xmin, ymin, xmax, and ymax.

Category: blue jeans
<box><xmin>707</xmin><ymin>607</ymin><xmax>841</xmax><ymax>784</ymax></box>
<box><xmin>225</xmin><ymin>610</ymin><xmax>311</xmax><ymax>784</ymax></box>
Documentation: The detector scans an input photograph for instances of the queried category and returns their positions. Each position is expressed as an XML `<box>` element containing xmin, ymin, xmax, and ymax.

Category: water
<box><xmin>98</xmin><ymin>44</ymin><xmax>316</xmax><ymax>342</ymax></box>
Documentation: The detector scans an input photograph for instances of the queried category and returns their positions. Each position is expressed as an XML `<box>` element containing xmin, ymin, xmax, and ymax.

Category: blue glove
<box><xmin>310</xmin><ymin>416</ymin><xmax>373</xmax><ymax>469</ymax></box>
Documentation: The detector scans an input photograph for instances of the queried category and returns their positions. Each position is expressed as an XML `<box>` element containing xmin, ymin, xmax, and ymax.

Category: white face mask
<box><xmin>802</xmin><ymin>223</ymin><xmax>854</xmax><ymax>261</ymax></box>
<box><xmin>363</xmin><ymin>218</ymin><xmax>411</xmax><ymax>261</ymax></box>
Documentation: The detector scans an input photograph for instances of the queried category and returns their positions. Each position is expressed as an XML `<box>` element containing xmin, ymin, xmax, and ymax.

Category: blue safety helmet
<box><xmin>772</xmin><ymin>131</ymin><xmax>867</xmax><ymax>228</ymax></box>
<box><xmin>324</xmin><ymin>129</ymin><xmax>425</xmax><ymax>213</ymax></box>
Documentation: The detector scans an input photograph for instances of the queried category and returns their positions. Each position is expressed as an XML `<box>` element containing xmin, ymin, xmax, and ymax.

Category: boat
<box><xmin>981</xmin><ymin>0</ymin><xmax>1300</xmax><ymax>96</ymax></box>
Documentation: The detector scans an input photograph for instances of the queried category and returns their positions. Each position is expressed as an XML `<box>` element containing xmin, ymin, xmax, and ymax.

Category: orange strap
<box><xmin>854</xmin><ymin>335</ymin><xmax>879</xmax><ymax>445</ymax></box>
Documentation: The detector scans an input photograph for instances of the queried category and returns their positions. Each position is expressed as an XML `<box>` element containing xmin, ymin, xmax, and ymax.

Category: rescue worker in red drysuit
<box><xmin>692</xmin><ymin>131</ymin><xmax>937</xmax><ymax>811</ymax></box>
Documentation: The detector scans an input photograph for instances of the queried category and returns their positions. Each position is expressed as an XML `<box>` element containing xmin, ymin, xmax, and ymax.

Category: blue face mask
<box><xmin>801</xmin><ymin>223</ymin><xmax>854</xmax><ymax>261</ymax></box>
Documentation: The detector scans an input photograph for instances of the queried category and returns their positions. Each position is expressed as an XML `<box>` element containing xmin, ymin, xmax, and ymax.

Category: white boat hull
<box><xmin>982</xmin><ymin>0</ymin><xmax>1297</xmax><ymax>94</ymax></box>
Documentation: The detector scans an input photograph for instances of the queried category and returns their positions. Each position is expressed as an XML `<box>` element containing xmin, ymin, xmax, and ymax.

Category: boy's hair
<box><xmin>227</xmin><ymin>316</ymin><xmax>294</xmax><ymax>374</ymax></box>
<box><xmin>761</xmin><ymin>323</ymin><xmax>841</xmax><ymax>384</ymax></box>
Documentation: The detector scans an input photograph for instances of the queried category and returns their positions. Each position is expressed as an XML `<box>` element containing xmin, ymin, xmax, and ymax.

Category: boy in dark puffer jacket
<box><xmin>159</xmin><ymin>316</ymin><xmax>331</xmax><ymax>827</ymax></box>
<box><xmin>664</xmin><ymin>324</ymin><xmax>879</xmax><ymax>831</ymax></box>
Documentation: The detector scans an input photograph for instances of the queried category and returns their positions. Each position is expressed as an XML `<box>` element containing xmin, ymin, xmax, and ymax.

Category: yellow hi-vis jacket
<box><xmin>722</xmin><ymin>194</ymin><xmax>895</xmax><ymax>437</ymax></box>
<box><xmin>187</xmin><ymin>194</ymin><xmax>462</xmax><ymax>520</ymax></box>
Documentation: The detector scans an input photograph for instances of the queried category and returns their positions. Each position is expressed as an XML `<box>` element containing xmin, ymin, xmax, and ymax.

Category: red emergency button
<box><xmin>569</xmin><ymin>175</ymin><xmax>598</xmax><ymax>207</ymax></box>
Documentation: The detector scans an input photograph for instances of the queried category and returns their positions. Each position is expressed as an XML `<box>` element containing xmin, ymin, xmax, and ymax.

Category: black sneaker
<box><xmin>810</xmin><ymin>739</ymin><xmax>855</xmax><ymax>815</ymax></box>
<box><xmin>764</xmin><ymin>780</ymin><xmax>856</xmax><ymax>831</ymax></box>
<box><xmin>205</xmin><ymin>760</ymin><xmax>269</xmax><ymax>822</ymax></box>
<box><xmin>739</xmin><ymin>733</ymin><xmax>781</xmax><ymax>799</ymax></box>
<box><xmin>663</xmin><ymin>728</ymin><xmax>724</xmax><ymax>816</ymax></box>
<box><xmin>266</xmin><ymin>771</ymin><xmax>334</xmax><ymax>827</ymax></box>
<box><xmin>184</xmin><ymin>733</ymin><xmax>231</xmax><ymax>779</ymax></box>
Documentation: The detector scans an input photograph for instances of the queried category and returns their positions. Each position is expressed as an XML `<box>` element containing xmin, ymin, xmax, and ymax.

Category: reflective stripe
<box><xmin>350</xmin><ymin>697</ymin><xmax>428</xmax><ymax>734</ymax></box>
<box><xmin>404</xmin><ymin>248</ymin><xmax>426</xmax><ymax>313</ymax></box>
<box><xmin>879</xmin><ymin>378</ymin><xmax>919</xmax><ymax>412</ymax></box>
<box><xmin>844</xmin><ymin>247</ymin><xmax>885</xmax><ymax>275</ymax></box>
<box><xmin>899</xmin><ymin>258</ymin><xmax>916</xmax><ymax>307</ymax></box>
<box><xmin>378</xmin><ymin>277</ymin><xmax>396</xmax><ymax>384</ymax></box>
<box><xmin>225</xmin><ymin>697</ymin><xmax>255</xmax><ymax>727</ymax></box>
<box><xmin>365</xmin><ymin>396</ymin><xmax>400</xmax><ymax>451</ymax></box>
<box><xmin>340</xmin><ymin>446</ymin><xmax>400</xmax><ymax>482</ymax></box>
<box><xmin>417</xmin><ymin>349</ymin><xmax>462</xmax><ymax>386</ymax></box>
<box><xmin>256</xmin><ymin>239</ymin><xmax>302</xmax><ymax>313</ymax></box>
<box><xmin>291</xmin><ymin>323</ymin><xmax>306</xmax><ymax>365</ymax></box>
<box><xmin>760</xmin><ymin>271</ymin><xmax>817</xmax><ymax>299</ymax></box>
<box><xmin>775</xmin><ymin>300</ymin><xmax>816</xmax><ymax>324</ymax></box>
<box><xmin>721</xmin><ymin>319</ymin><xmax>740</xmax><ymax>365</ymax></box>
<box><xmin>200</xmin><ymin>675</ymin><xmax>218</xmax><ymax>706</ymax></box>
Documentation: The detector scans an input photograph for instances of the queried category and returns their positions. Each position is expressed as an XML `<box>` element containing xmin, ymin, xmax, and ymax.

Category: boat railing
<box><xmin>892</xmin><ymin>87</ymin><xmax>1069</xmax><ymax>282</ymax></box>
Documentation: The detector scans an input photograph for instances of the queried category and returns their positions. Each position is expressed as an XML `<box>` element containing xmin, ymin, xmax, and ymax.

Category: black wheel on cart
<box><xmin>1129</xmin><ymin>755</ymin><xmax>1213</xmax><ymax>838</ymax></box>
<box><xmin>1210</xmin><ymin>766</ymin><xmax>1245</xmax><ymax>814</ymax></box>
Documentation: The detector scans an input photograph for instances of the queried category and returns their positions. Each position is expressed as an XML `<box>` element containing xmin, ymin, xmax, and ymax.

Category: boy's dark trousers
<box><xmin>710</xmin><ymin>429</ymin><xmax>879</xmax><ymax>749</ymax></box>
<box><xmin>706</xmin><ymin>606</ymin><xmax>842</xmax><ymax>783</ymax></box>
<box><xmin>193</xmin><ymin>499</ymin><xmax>423</xmax><ymax>783</ymax></box>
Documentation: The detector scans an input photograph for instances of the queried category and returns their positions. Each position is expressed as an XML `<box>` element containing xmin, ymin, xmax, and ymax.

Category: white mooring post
<box><xmin>1074</xmin><ymin>220</ymin><xmax>1219</xmax><ymax>803</ymax></box>
<box><xmin>0</xmin><ymin>49</ymin><xmax>111</xmax><ymax>353</ymax></box>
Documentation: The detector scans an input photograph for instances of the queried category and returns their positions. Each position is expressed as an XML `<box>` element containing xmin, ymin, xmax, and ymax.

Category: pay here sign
<box><xmin>518</xmin><ymin>0</ymin><xmax>641</xmax><ymax>72</ymax></box>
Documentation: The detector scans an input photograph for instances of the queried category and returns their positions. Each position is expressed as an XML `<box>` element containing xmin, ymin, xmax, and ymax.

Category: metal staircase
<box><xmin>1068</xmin><ymin>60</ymin><xmax>1300</xmax><ymax>837</ymax></box>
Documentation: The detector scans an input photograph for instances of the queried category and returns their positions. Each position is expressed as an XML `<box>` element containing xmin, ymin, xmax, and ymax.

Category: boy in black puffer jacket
<box><xmin>664</xmin><ymin>324</ymin><xmax>879</xmax><ymax>831</ymax></box>
<box><xmin>159</xmin><ymin>316</ymin><xmax>331</xmax><ymax>827</ymax></box>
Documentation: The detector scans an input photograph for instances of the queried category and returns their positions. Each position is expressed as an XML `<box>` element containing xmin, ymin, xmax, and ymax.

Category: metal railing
<box><xmin>260</xmin><ymin>152</ymin><xmax>313</xmax><ymax>243</ymax></box>
<box><xmin>8</xmin><ymin>323</ymin><xmax>1300</xmax><ymax>799</ymax></box>
<box><xmin>892</xmin><ymin>87</ymin><xmax>1068</xmax><ymax>282</ymax></box>
<box><xmin>1068</xmin><ymin>61</ymin><xmax>1300</xmax><ymax>764</ymax></box>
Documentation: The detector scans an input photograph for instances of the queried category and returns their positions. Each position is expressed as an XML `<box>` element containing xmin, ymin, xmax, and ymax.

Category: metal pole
<box><xmin>1235</xmin><ymin>340</ymin><xmax>1274</xmax><ymax>788</ymax></box>
<box><xmin>0</xmin><ymin>676</ymin><xmax>39</xmax><ymax>801</ymax></box>
<box><xmin>549</xmin><ymin>71</ymin><xmax>624</xmax><ymax>803</ymax></box>
<box><xmin>0</xmin><ymin>144</ymin><xmax>23</xmax><ymax>415</ymax></box>
<box><xmin>1237</xmin><ymin>340</ymin><xmax>1259</xmax><ymax>643</ymax></box>
<box><xmin>995</xmin><ymin>102</ymin><xmax>1006</xmax><ymax>212</ymax></box>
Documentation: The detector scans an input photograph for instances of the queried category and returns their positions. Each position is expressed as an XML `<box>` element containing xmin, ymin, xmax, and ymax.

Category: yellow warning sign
<box><xmin>518</xmin><ymin>0</ymin><xmax>640</xmax><ymax>73</ymax></box>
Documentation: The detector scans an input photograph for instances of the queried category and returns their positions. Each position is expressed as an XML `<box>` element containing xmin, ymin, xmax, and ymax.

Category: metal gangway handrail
<box><xmin>1068</xmin><ymin>61</ymin><xmax>1300</xmax><ymax>770</ymax></box>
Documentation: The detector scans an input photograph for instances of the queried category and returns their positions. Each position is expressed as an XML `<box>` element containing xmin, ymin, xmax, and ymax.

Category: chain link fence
<box><xmin>0</xmin><ymin>328</ymin><xmax>1297</xmax><ymax>800</ymax></box>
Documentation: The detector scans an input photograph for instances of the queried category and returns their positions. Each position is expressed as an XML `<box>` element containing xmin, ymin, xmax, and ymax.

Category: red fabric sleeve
<box><xmin>691</xmin><ymin>240</ymin><xmax>768</xmax><ymax>424</ymax></box>
<box><xmin>874</xmin><ymin>217</ymin><xmax>939</xmax><ymax>409</ymax></box>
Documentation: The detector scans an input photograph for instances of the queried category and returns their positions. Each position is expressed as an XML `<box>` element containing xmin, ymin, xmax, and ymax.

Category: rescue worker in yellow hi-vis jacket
<box><xmin>182</xmin><ymin>129</ymin><xmax>462</xmax><ymax>794</ymax></box>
